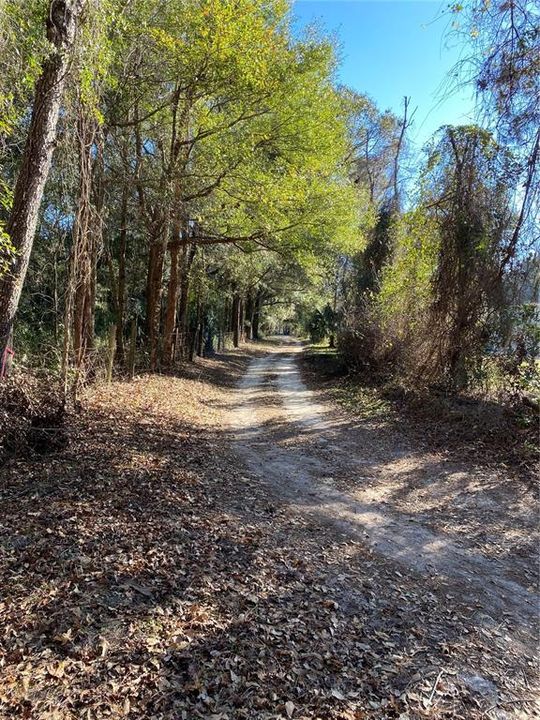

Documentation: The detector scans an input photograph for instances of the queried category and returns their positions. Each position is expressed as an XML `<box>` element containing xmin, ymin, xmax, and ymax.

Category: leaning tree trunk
<box><xmin>0</xmin><ymin>0</ymin><xmax>83</xmax><ymax>362</ymax></box>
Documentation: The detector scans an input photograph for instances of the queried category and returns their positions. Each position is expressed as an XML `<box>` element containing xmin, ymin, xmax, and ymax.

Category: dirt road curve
<box><xmin>231</xmin><ymin>340</ymin><xmax>539</xmax><ymax>655</ymax></box>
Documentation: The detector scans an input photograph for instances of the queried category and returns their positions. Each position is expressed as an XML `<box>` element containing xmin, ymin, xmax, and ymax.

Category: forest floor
<box><xmin>0</xmin><ymin>339</ymin><xmax>538</xmax><ymax>719</ymax></box>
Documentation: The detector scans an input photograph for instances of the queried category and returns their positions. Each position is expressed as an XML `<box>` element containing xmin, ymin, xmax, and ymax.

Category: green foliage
<box><xmin>0</xmin><ymin>1</ymin><xmax>50</xmax><ymax>138</ymax></box>
<box><xmin>0</xmin><ymin>173</ymin><xmax>14</xmax><ymax>277</ymax></box>
<box><xmin>339</xmin><ymin>120</ymin><xmax>537</xmax><ymax>397</ymax></box>
<box><xmin>306</xmin><ymin>309</ymin><xmax>328</xmax><ymax>344</ymax></box>
<box><xmin>355</xmin><ymin>204</ymin><xmax>395</xmax><ymax>295</ymax></box>
<box><xmin>104</xmin><ymin>0</ymin><xmax>362</xmax><ymax>260</ymax></box>
<box><xmin>0</xmin><ymin>225</ymin><xmax>15</xmax><ymax>277</ymax></box>
<box><xmin>378</xmin><ymin>207</ymin><xmax>440</xmax><ymax>340</ymax></box>
<box><xmin>4</xmin><ymin>0</ymin><xmax>533</xmax><ymax>410</ymax></box>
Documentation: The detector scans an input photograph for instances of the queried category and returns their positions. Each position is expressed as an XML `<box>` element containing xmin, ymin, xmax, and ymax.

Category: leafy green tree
<box><xmin>378</xmin><ymin>125</ymin><xmax>519</xmax><ymax>387</ymax></box>
<box><xmin>102</xmin><ymin>0</ymin><xmax>360</xmax><ymax>365</ymax></box>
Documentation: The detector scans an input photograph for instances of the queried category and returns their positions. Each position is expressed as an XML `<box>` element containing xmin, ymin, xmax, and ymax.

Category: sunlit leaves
<box><xmin>378</xmin><ymin>208</ymin><xmax>440</xmax><ymax>338</ymax></box>
<box><xmin>108</xmin><ymin>0</ymin><xmax>362</xmax><ymax>266</ymax></box>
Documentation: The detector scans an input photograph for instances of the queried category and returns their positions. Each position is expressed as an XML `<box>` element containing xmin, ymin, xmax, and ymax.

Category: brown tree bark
<box><xmin>197</xmin><ymin>313</ymin><xmax>205</xmax><ymax>357</ymax></box>
<box><xmin>62</xmin><ymin>104</ymin><xmax>99</xmax><ymax>384</ymax></box>
<box><xmin>128</xmin><ymin>318</ymin><xmax>137</xmax><ymax>380</ymax></box>
<box><xmin>106</xmin><ymin>323</ymin><xmax>116</xmax><ymax>383</ymax></box>
<box><xmin>245</xmin><ymin>293</ymin><xmax>254</xmax><ymax>340</ymax></box>
<box><xmin>175</xmin><ymin>244</ymin><xmax>196</xmax><ymax>361</ymax></box>
<box><xmin>0</xmin><ymin>0</ymin><xmax>84</xmax><ymax>361</ymax></box>
<box><xmin>252</xmin><ymin>289</ymin><xmax>262</xmax><ymax>340</ymax></box>
<box><xmin>232</xmin><ymin>293</ymin><xmax>240</xmax><ymax>348</ymax></box>
<box><xmin>63</xmin><ymin>103</ymin><xmax>105</xmax><ymax>386</ymax></box>
<box><xmin>163</xmin><ymin>209</ymin><xmax>185</xmax><ymax>366</ymax></box>
<box><xmin>163</xmin><ymin>239</ymin><xmax>181</xmax><ymax>366</ymax></box>
<box><xmin>239</xmin><ymin>298</ymin><xmax>246</xmax><ymax>343</ymax></box>
<box><xmin>222</xmin><ymin>299</ymin><xmax>230</xmax><ymax>349</ymax></box>
<box><xmin>189</xmin><ymin>291</ymin><xmax>202</xmax><ymax>362</ymax></box>
<box><xmin>116</xmin><ymin>188</ymin><xmax>128</xmax><ymax>363</ymax></box>
<box><xmin>145</xmin><ymin>222</ymin><xmax>167</xmax><ymax>370</ymax></box>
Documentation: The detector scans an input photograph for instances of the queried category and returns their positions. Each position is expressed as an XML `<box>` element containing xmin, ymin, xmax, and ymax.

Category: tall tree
<box><xmin>450</xmin><ymin>0</ymin><xmax>539</xmax><ymax>251</ymax></box>
<box><xmin>0</xmin><ymin>0</ymin><xmax>84</xmax><ymax>361</ymax></box>
<box><xmin>419</xmin><ymin>125</ymin><xmax>517</xmax><ymax>386</ymax></box>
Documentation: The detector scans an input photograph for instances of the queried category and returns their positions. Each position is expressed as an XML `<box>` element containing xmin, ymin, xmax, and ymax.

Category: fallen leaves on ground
<box><xmin>0</xmin><ymin>351</ymin><xmax>537</xmax><ymax>719</ymax></box>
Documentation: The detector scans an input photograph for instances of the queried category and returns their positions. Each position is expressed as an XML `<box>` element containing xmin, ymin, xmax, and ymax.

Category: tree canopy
<box><xmin>0</xmin><ymin>0</ymin><xmax>537</xmax><ymax>397</ymax></box>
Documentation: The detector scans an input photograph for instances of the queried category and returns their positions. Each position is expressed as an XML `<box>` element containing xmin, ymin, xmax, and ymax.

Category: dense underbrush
<box><xmin>0</xmin><ymin>370</ymin><xmax>70</xmax><ymax>457</ymax></box>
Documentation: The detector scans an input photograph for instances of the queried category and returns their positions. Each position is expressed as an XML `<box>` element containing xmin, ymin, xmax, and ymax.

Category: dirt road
<box><xmin>232</xmin><ymin>339</ymin><xmax>538</xmax><ymax>660</ymax></box>
<box><xmin>2</xmin><ymin>341</ymin><xmax>537</xmax><ymax>719</ymax></box>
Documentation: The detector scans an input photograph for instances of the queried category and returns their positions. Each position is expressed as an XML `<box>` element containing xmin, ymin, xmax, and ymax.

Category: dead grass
<box><xmin>301</xmin><ymin>345</ymin><xmax>538</xmax><ymax>486</ymax></box>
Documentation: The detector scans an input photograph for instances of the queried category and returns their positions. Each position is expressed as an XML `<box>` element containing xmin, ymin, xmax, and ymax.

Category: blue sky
<box><xmin>292</xmin><ymin>1</ymin><xmax>475</xmax><ymax>150</ymax></box>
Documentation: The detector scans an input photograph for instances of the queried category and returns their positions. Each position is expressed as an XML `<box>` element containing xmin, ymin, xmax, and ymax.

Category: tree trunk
<box><xmin>145</xmin><ymin>225</ymin><xmax>167</xmax><ymax>371</ymax></box>
<box><xmin>217</xmin><ymin>305</ymin><xmax>224</xmax><ymax>351</ymax></box>
<box><xmin>128</xmin><ymin>318</ymin><xmax>137</xmax><ymax>380</ymax></box>
<box><xmin>0</xmin><ymin>0</ymin><xmax>83</xmax><ymax>361</ymax></box>
<box><xmin>252</xmin><ymin>290</ymin><xmax>262</xmax><ymax>340</ymax></box>
<box><xmin>232</xmin><ymin>293</ymin><xmax>240</xmax><ymax>348</ymax></box>
<box><xmin>197</xmin><ymin>314</ymin><xmax>205</xmax><ymax>357</ymax></box>
<box><xmin>53</xmin><ymin>250</ymin><xmax>59</xmax><ymax>344</ymax></box>
<box><xmin>175</xmin><ymin>244</ymin><xmax>196</xmax><ymax>361</ymax></box>
<box><xmin>63</xmin><ymin>104</ymin><xmax>101</xmax><ymax>382</ymax></box>
<box><xmin>116</xmin><ymin>188</ymin><xmax>128</xmax><ymax>362</ymax></box>
<box><xmin>163</xmin><ymin>237</ymin><xmax>182</xmax><ymax>366</ymax></box>
<box><xmin>246</xmin><ymin>293</ymin><xmax>254</xmax><ymax>340</ymax></box>
<box><xmin>176</xmin><ymin>256</ymin><xmax>189</xmax><ymax>360</ymax></box>
<box><xmin>329</xmin><ymin>266</ymin><xmax>339</xmax><ymax>348</ymax></box>
<box><xmin>106</xmin><ymin>324</ymin><xmax>116</xmax><ymax>383</ymax></box>
<box><xmin>392</xmin><ymin>96</ymin><xmax>411</xmax><ymax>212</ymax></box>
<box><xmin>163</xmin><ymin>173</ymin><xmax>186</xmax><ymax>366</ymax></box>
<box><xmin>85</xmin><ymin>124</ymin><xmax>104</xmax><ymax>369</ymax></box>
<box><xmin>85</xmin><ymin>236</ymin><xmax>98</xmax><ymax>356</ymax></box>
<box><xmin>239</xmin><ymin>298</ymin><xmax>246</xmax><ymax>343</ymax></box>
<box><xmin>189</xmin><ymin>291</ymin><xmax>202</xmax><ymax>362</ymax></box>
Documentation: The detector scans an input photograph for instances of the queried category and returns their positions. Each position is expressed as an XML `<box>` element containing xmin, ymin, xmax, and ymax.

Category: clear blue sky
<box><xmin>292</xmin><ymin>1</ymin><xmax>475</xmax><ymax>149</ymax></box>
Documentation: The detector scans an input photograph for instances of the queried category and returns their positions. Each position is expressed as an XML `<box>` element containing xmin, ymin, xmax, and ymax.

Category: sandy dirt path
<box><xmin>231</xmin><ymin>340</ymin><xmax>539</xmax><ymax>657</ymax></box>
<box><xmin>2</xmin><ymin>345</ymin><xmax>537</xmax><ymax>718</ymax></box>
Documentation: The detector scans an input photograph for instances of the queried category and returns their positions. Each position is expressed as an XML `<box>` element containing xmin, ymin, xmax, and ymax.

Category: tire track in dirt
<box><xmin>232</xmin><ymin>342</ymin><xmax>539</xmax><ymax>653</ymax></box>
